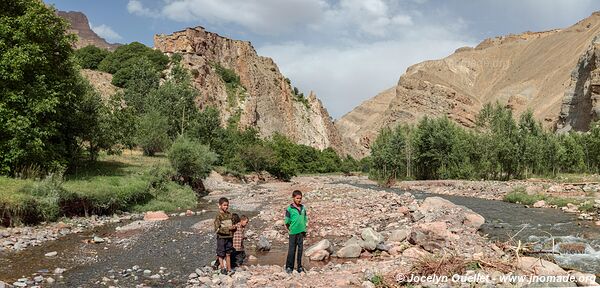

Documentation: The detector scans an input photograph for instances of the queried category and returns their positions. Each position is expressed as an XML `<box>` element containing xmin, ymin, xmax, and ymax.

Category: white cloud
<box><xmin>259</xmin><ymin>36</ymin><xmax>475</xmax><ymax>119</ymax></box>
<box><xmin>160</xmin><ymin>0</ymin><xmax>326</xmax><ymax>35</ymax></box>
<box><xmin>127</xmin><ymin>0</ymin><xmax>160</xmax><ymax>18</ymax></box>
<box><xmin>90</xmin><ymin>23</ymin><xmax>123</xmax><ymax>41</ymax></box>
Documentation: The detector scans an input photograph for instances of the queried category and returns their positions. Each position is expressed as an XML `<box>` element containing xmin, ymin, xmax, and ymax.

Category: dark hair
<box><xmin>232</xmin><ymin>213</ymin><xmax>240</xmax><ymax>224</ymax></box>
<box><xmin>292</xmin><ymin>190</ymin><xmax>302</xmax><ymax>197</ymax></box>
<box><xmin>218</xmin><ymin>197</ymin><xmax>229</xmax><ymax>205</ymax></box>
<box><xmin>240</xmin><ymin>215</ymin><xmax>248</xmax><ymax>221</ymax></box>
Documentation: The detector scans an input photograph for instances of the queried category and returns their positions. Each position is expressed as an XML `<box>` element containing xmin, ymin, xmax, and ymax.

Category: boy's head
<box><xmin>218</xmin><ymin>197</ymin><xmax>229</xmax><ymax>212</ymax></box>
<box><xmin>291</xmin><ymin>190</ymin><xmax>302</xmax><ymax>206</ymax></box>
<box><xmin>232</xmin><ymin>213</ymin><xmax>240</xmax><ymax>224</ymax></box>
<box><xmin>240</xmin><ymin>215</ymin><xmax>249</xmax><ymax>226</ymax></box>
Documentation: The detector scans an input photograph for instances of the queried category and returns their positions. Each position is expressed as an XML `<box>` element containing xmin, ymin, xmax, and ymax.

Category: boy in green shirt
<box><xmin>284</xmin><ymin>190</ymin><xmax>308</xmax><ymax>273</ymax></box>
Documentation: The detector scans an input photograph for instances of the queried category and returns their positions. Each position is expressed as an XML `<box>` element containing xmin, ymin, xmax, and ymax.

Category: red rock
<box><xmin>143</xmin><ymin>211</ymin><xmax>169</xmax><ymax>221</ymax></box>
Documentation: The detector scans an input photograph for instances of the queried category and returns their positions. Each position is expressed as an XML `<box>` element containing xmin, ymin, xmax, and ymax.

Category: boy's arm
<box><xmin>284</xmin><ymin>208</ymin><xmax>291</xmax><ymax>232</ymax></box>
<box><xmin>214</xmin><ymin>216</ymin><xmax>221</xmax><ymax>233</ymax></box>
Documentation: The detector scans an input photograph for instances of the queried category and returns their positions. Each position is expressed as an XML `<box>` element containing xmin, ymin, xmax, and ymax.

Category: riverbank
<box><xmin>2</xmin><ymin>174</ymin><xmax>599</xmax><ymax>287</ymax></box>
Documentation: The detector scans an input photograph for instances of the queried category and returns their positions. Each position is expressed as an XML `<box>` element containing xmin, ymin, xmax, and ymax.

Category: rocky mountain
<box><xmin>154</xmin><ymin>27</ymin><xmax>343</xmax><ymax>152</ymax></box>
<box><xmin>338</xmin><ymin>12</ymin><xmax>600</xmax><ymax>158</ymax></box>
<box><xmin>57</xmin><ymin>11</ymin><xmax>119</xmax><ymax>51</ymax></box>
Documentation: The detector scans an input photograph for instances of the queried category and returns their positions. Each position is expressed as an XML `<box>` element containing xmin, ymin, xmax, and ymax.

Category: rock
<box><xmin>517</xmin><ymin>257</ymin><xmax>567</xmax><ymax>276</ymax></box>
<box><xmin>143</xmin><ymin>269</ymin><xmax>152</xmax><ymax>276</ymax></box>
<box><xmin>53</xmin><ymin>267</ymin><xmax>65</xmax><ymax>274</ymax></box>
<box><xmin>143</xmin><ymin>211</ymin><xmax>169</xmax><ymax>221</ymax></box>
<box><xmin>198</xmin><ymin>276</ymin><xmax>211</xmax><ymax>284</ymax></box>
<box><xmin>419</xmin><ymin>197</ymin><xmax>457</xmax><ymax>212</ymax></box>
<box><xmin>45</xmin><ymin>251</ymin><xmax>58</xmax><ymax>257</ymax></box>
<box><xmin>376</xmin><ymin>242</ymin><xmax>391</xmax><ymax>251</ymax></box>
<box><xmin>562</xmin><ymin>203</ymin><xmax>579</xmax><ymax>213</ymax></box>
<box><xmin>362</xmin><ymin>280</ymin><xmax>376</xmax><ymax>288</ymax></box>
<box><xmin>248</xmin><ymin>255</ymin><xmax>257</xmax><ymax>261</ymax></box>
<box><xmin>463</xmin><ymin>212</ymin><xmax>485</xmax><ymax>230</ymax></box>
<box><xmin>93</xmin><ymin>236</ymin><xmax>105</xmax><ymax>243</ymax></box>
<box><xmin>304</xmin><ymin>239</ymin><xmax>331</xmax><ymax>257</ymax></box>
<box><xmin>336</xmin><ymin>244</ymin><xmax>361</xmax><ymax>258</ymax></box>
<box><xmin>532</xmin><ymin>200</ymin><xmax>547</xmax><ymax>208</ymax></box>
<box><xmin>398</xmin><ymin>206</ymin><xmax>410</xmax><ymax>214</ymax></box>
<box><xmin>150</xmin><ymin>274</ymin><xmax>161</xmax><ymax>279</ymax></box>
<box><xmin>191</xmin><ymin>219</ymin><xmax>213</xmax><ymax>231</ymax></box>
<box><xmin>388</xmin><ymin>229</ymin><xmax>409</xmax><ymax>242</ymax></box>
<box><xmin>360</xmin><ymin>239</ymin><xmax>378</xmax><ymax>251</ymax></box>
<box><xmin>570</xmin><ymin>271</ymin><xmax>598</xmax><ymax>286</ymax></box>
<box><xmin>185</xmin><ymin>210</ymin><xmax>194</xmax><ymax>216</ymax></box>
<box><xmin>410</xmin><ymin>211</ymin><xmax>424</xmax><ymax>222</ymax></box>
<box><xmin>402</xmin><ymin>247</ymin><xmax>431</xmax><ymax>260</ymax></box>
<box><xmin>557</xmin><ymin>242</ymin><xmax>586</xmax><ymax>254</ymax></box>
<box><xmin>13</xmin><ymin>282</ymin><xmax>27</xmax><ymax>287</ymax></box>
<box><xmin>46</xmin><ymin>277</ymin><xmax>55</xmax><ymax>284</ymax></box>
<box><xmin>189</xmin><ymin>272</ymin><xmax>198</xmax><ymax>278</ymax></box>
<box><xmin>257</xmin><ymin>235</ymin><xmax>271</xmax><ymax>251</ymax></box>
<box><xmin>34</xmin><ymin>276</ymin><xmax>44</xmax><ymax>282</ymax></box>
<box><xmin>344</xmin><ymin>236</ymin><xmax>362</xmax><ymax>247</ymax></box>
<box><xmin>309</xmin><ymin>249</ymin><xmax>330</xmax><ymax>261</ymax></box>
<box><xmin>361</xmin><ymin>228</ymin><xmax>384</xmax><ymax>244</ymax></box>
<box><xmin>407</xmin><ymin>230</ymin><xmax>427</xmax><ymax>245</ymax></box>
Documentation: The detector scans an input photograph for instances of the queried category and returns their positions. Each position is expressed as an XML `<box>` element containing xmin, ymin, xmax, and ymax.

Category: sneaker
<box><xmin>220</xmin><ymin>268</ymin><xmax>227</xmax><ymax>275</ymax></box>
<box><xmin>285</xmin><ymin>267</ymin><xmax>293</xmax><ymax>274</ymax></box>
<box><xmin>297</xmin><ymin>267</ymin><xmax>305</xmax><ymax>273</ymax></box>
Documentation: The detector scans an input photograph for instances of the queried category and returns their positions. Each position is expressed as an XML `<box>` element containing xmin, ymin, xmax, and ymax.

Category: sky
<box><xmin>45</xmin><ymin>0</ymin><xmax>600</xmax><ymax>119</ymax></box>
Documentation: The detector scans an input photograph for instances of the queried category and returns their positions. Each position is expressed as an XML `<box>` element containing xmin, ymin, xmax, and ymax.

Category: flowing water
<box><xmin>342</xmin><ymin>181</ymin><xmax>600</xmax><ymax>275</ymax></box>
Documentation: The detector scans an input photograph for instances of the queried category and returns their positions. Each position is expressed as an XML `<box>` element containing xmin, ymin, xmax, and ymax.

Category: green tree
<box><xmin>136</xmin><ymin>111</ymin><xmax>171</xmax><ymax>156</ymax></box>
<box><xmin>74</xmin><ymin>45</ymin><xmax>110</xmax><ymax>69</ymax></box>
<box><xmin>98</xmin><ymin>42</ymin><xmax>168</xmax><ymax>75</ymax></box>
<box><xmin>168</xmin><ymin>136</ymin><xmax>217</xmax><ymax>188</ymax></box>
<box><xmin>239</xmin><ymin>143</ymin><xmax>277</xmax><ymax>176</ymax></box>
<box><xmin>0</xmin><ymin>0</ymin><xmax>96</xmax><ymax>174</ymax></box>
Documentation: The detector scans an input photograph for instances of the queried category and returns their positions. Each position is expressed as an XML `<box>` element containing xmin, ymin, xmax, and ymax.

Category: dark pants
<box><xmin>285</xmin><ymin>232</ymin><xmax>304</xmax><ymax>270</ymax></box>
<box><xmin>232</xmin><ymin>250</ymin><xmax>246</xmax><ymax>268</ymax></box>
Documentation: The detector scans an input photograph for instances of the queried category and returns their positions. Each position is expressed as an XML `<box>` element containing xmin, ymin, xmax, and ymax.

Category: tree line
<box><xmin>0</xmin><ymin>0</ymin><xmax>359</xmax><ymax>183</ymax></box>
<box><xmin>369</xmin><ymin>103</ymin><xmax>598</xmax><ymax>183</ymax></box>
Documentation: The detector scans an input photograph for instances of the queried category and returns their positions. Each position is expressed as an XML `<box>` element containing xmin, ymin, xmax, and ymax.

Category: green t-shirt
<box><xmin>284</xmin><ymin>204</ymin><xmax>307</xmax><ymax>235</ymax></box>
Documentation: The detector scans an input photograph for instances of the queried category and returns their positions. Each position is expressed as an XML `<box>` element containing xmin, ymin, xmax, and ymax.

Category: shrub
<box><xmin>74</xmin><ymin>45</ymin><xmax>110</xmax><ymax>69</ymax></box>
<box><xmin>136</xmin><ymin>111</ymin><xmax>171</xmax><ymax>156</ymax></box>
<box><xmin>168</xmin><ymin>136</ymin><xmax>217</xmax><ymax>180</ymax></box>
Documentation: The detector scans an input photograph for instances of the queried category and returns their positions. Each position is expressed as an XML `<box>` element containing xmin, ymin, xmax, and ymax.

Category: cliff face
<box><xmin>338</xmin><ymin>12</ymin><xmax>600</xmax><ymax>158</ymax></box>
<box><xmin>154</xmin><ymin>27</ymin><xmax>343</xmax><ymax>152</ymax></box>
<box><xmin>57</xmin><ymin>11</ymin><xmax>119</xmax><ymax>51</ymax></box>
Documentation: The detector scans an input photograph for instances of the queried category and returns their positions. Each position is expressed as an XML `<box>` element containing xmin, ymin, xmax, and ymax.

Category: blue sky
<box><xmin>45</xmin><ymin>0</ymin><xmax>600</xmax><ymax>119</ymax></box>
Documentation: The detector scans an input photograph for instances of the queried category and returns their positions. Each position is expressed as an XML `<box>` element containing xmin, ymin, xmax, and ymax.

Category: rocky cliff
<box><xmin>154</xmin><ymin>27</ymin><xmax>343</xmax><ymax>152</ymax></box>
<box><xmin>57</xmin><ymin>11</ymin><xmax>119</xmax><ymax>51</ymax></box>
<box><xmin>338</xmin><ymin>12</ymin><xmax>600</xmax><ymax>158</ymax></box>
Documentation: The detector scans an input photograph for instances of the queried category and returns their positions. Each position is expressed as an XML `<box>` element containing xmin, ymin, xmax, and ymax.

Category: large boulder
<box><xmin>304</xmin><ymin>239</ymin><xmax>331</xmax><ymax>257</ymax></box>
<box><xmin>517</xmin><ymin>257</ymin><xmax>567</xmax><ymax>276</ymax></box>
<box><xmin>463</xmin><ymin>212</ymin><xmax>485</xmax><ymax>230</ymax></box>
<box><xmin>336</xmin><ymin>244</ymin><xmax>362</xmax><ymax>258</ymax></box>
<box><xmin>344</xmin><ymin>236</ymin><xmax>362</xmax><ymax>247</ymax></box>
<box><xmin>419</xmin><ymin>197</ymin><xmax>457</xmax><ymax>212</ymax></box>
<box><xmin>309</xmin><ymin>250</ymin><xmax>330</xmax><ymax>261</ymax></box>
<box><xmin>361</xmin><ymin>228</ymin><xmax>384</xmax><ymax>244</ymax></box>
<box><xmin>257</xmin><ymin>236</ymin><xmax>271</xmax><ymax>251</ymax></box>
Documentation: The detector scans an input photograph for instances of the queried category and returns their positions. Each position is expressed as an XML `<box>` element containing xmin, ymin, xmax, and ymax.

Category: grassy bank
<box><xmin>503</xmin><ymin>187</ymin><xmax>595</xmax><ymax>212</ymax></box>
<box><xmin>0</xmin><ymin>151</ymin><xmax>197</xmax><ymax>226</ymax></box>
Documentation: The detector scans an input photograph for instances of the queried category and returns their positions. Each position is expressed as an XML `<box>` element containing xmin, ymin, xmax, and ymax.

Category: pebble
<box><xmin>53</xmin><ymin>267</ymin><xmax>65</xmax><ymax>274</ymax></box>
<box><xmin>149</xmin><ymin>274</ymin><xmax>161</xmax><ymax>279</ymax></box>
<box><xmin>44</xmin><ymin>251</ymin><xmax>58</xmax><ymax>257</ymax></box>
<box><xmin>143</xmin><ymin>269</ymin><xmax>151</xmax><ymax>276</ymax></box>
<box><xmin>46</xmin><ymin>277</ymin><xmax>55</xmax><ymax>284</ymax></box>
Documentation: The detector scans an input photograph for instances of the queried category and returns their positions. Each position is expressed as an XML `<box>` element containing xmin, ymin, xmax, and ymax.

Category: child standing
<box><xmin>232</xmin><ymin>215</ymin><xmax>249</xmax><ymax>268</ymax></box>
<box><xmin>284</xmin><ymin>190</ymin><xmax>308</xmax><ymax>273</ymax></box>
<box><xmin>214</xmin><ymin>197</ymin><xmax>235</xmax><ymax>275</ymax></box>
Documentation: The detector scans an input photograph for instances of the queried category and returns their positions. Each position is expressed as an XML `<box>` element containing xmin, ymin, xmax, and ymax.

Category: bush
<box><xmin>98</xmin><ymin>42</ymin><xmax>168</xmax><ymax>75</ymax></box>
<box><xmin>168</xmin><ymin>136</ymin><xmax>217</xmax><ymax>180</ymax></box>
<box><xmin>74</xmin><ymin>45</ymin><xmax>110</xmax><ymax>69</ymax></box>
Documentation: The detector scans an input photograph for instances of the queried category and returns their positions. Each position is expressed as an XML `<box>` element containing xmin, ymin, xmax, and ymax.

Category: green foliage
<box><xmin>168</xmin><ymin>136</ymin><xmax>218</xmax><ymax>180</ymax></box>
<box><xmin>74</xmin><ymin>45</ymin><xmax>110</xmax><ymax>69</ymax></box>
<box><xmin>112</xmin><ymin>56</ymin><xmax>160</xmax><ymax>89</ymax></box>
<box><xmin>239</xmin><ymin>143</ymin><xmax>277</xmax><ymax>174</ymax></box>
<box><xmin>369</xmin><ymin>103</ymin><xmax>600</xmax><ymax>183</ymax></box>
<box><xmin>0</xmin><ymin>0</ymin><xmax>97</xmax><ymax>175</ymax></box>
<box><xmin>98</xmin><ymin>42</ymin><xmax>168</xmax><ymax>75</ymax></box>
<box><xmin>136</xmin><ymin>111</ymin><xmax>171</xmax><ymax>156</ymax></box>
<box><xmin>213</xmin><ymin>63</ymin><xmax>246</xmax><ymax>107</ymax></box>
